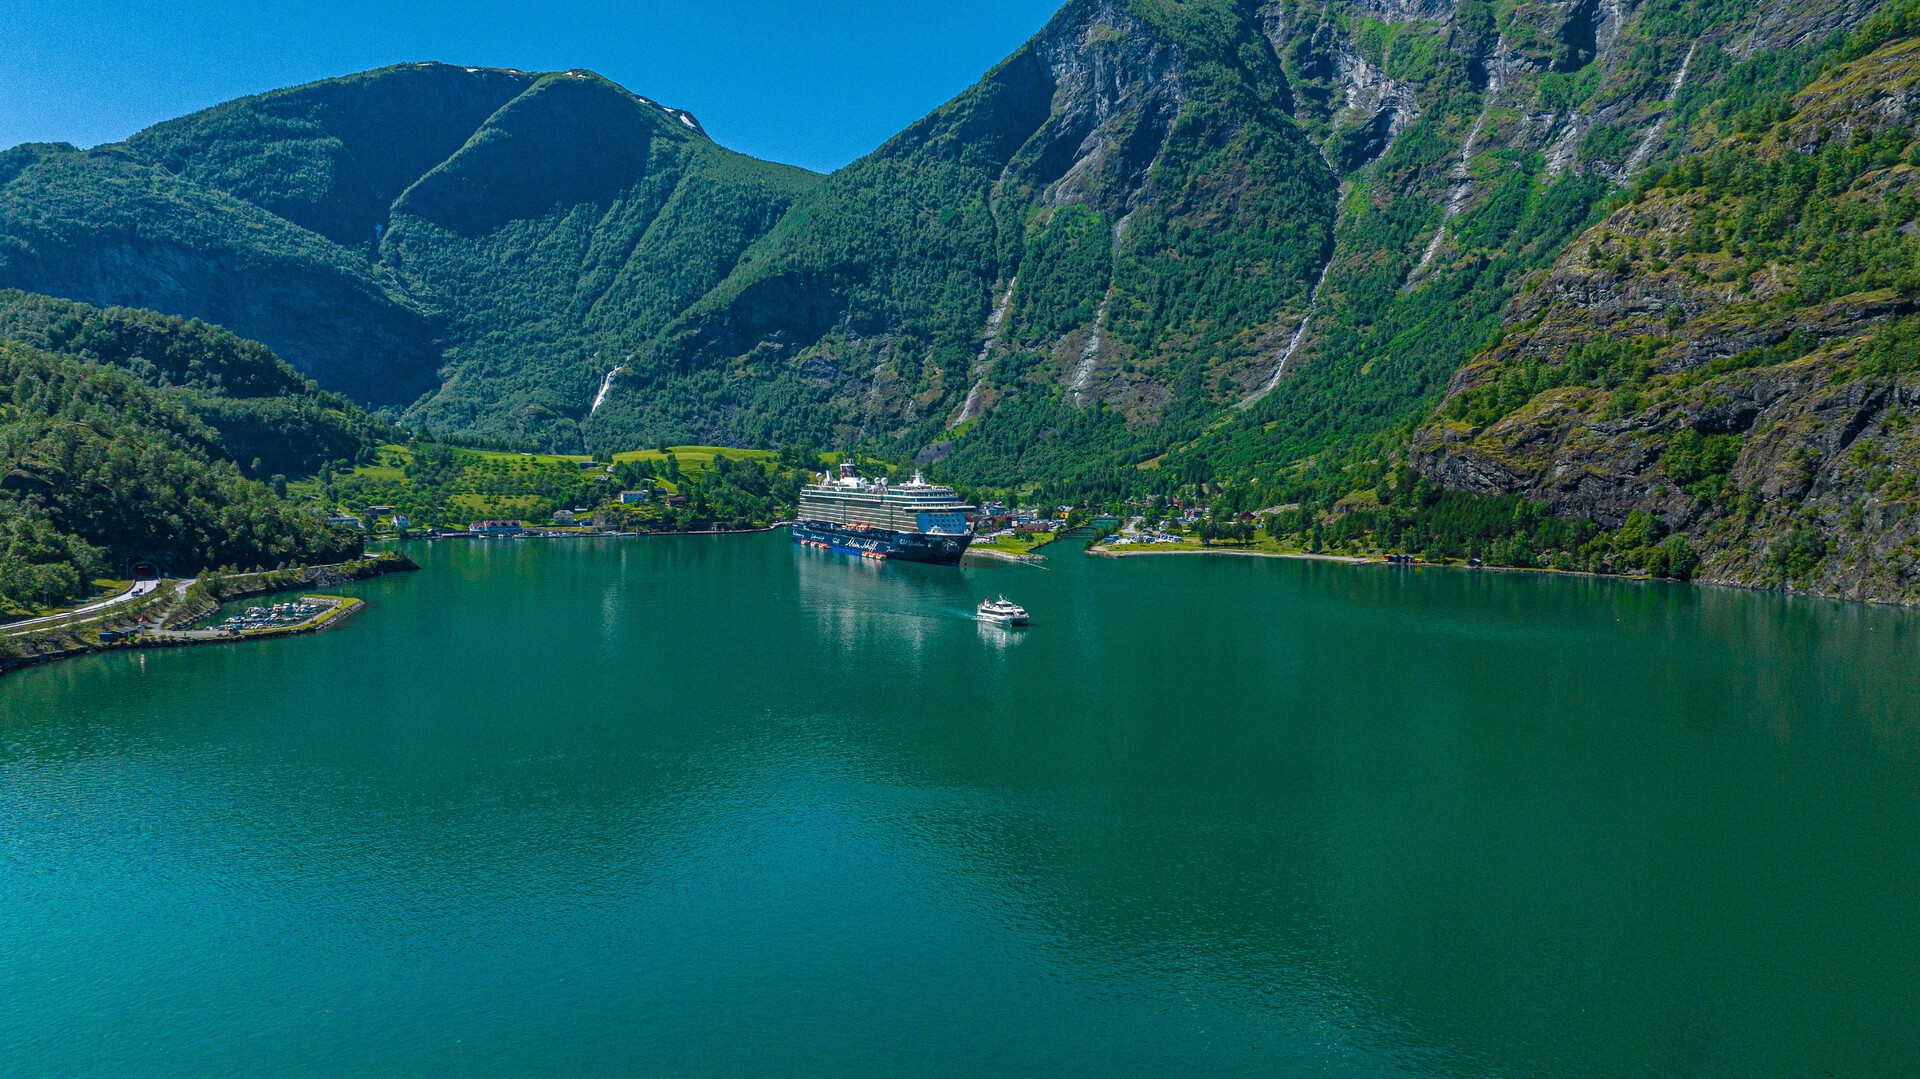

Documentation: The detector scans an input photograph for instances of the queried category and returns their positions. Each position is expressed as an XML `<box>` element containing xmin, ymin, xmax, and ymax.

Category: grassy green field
<box><xmin>970</xmin><ymin>531</ymin><xmax>1058</xmax><ymax>556</ymax></box>
<box><xmin>298</xmin><ymin>443</ymin><xmax>812</xmax><ymax>531</ymax></box>
<box><xmin>610</xmin><ymin>446</ymin><xmax>779</xmax><ymax>471</ymax></box>
<box><xmin>445</xmin><ymin>494</ymin><xmax>548</xmax><ymax>517</ymax></box>
<box><xmin>306</xmin><ymin>443</ymin><xmax>615</xmax><ymax>525</ymax></box>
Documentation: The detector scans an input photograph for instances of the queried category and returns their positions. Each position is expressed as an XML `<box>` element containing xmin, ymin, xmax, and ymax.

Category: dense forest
<box><xmin>0</xmin><ymin>291</ymin><xmax>391</xmax><ymax>477</ymax></box>
<box><xmin>0</xmin><ymin>336</ymin><xmax>363</xmax><ymax>613</ymax></box>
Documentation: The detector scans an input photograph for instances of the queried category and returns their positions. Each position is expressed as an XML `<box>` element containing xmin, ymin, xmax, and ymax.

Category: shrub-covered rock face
<box><xmin>1412</xmin><ymin>26</ymin><xmax>1920</xmax><ymax>602</ymax></box>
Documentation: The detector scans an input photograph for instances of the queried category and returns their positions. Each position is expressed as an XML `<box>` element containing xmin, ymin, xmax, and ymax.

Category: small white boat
<box><xmin>977</xmin><ymin>596</ymin><xmax>1030</xmax><ymax>626</ymax></box>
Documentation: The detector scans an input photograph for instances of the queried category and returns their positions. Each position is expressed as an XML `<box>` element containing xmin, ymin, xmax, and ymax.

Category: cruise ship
<box><xmin>792</xmin><ymin>463</ymin><xmax>975</xmax><ymax>564</ymax></box>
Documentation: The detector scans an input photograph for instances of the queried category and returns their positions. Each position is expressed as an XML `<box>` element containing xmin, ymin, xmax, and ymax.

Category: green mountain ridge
<box><xmin>4</xmin><ymin>0</ymin><xmax>1918</xmax><ymax>602</ymax></box>
<box><xmin>588</xmin><ymin>0</ymin><xmax>1340</xmax><ymax>463</ymax></box>
<box><xmin>0</xmin><ymin>62</ymin><xmax>819</xmax><ymax>436</ymax></box>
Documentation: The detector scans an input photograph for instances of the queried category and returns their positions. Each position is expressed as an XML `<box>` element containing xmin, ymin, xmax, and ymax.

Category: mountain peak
<box><xmin>113</xmin><ymin>62</ymin><xmax>713</xmax><ymax>247</ymax></box>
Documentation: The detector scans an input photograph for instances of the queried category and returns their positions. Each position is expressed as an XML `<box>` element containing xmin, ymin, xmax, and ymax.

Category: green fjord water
<box><xmin>4</xmin><ymin>533</ymin><xmax>1919</xmax><ymax>1077</ymax></box>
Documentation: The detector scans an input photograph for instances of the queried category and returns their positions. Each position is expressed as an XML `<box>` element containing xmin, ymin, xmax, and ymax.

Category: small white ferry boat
<box><xmin>977</xmin><ymin>596</ymin><xmax>1030</xmax><ymax>626</ymax></box>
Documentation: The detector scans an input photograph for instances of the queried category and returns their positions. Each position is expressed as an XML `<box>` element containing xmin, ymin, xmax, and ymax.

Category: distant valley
<box><xmin>4</xmin><ymin>0</ymin><xmax>1920</xmax><ymax>605</ymax></box>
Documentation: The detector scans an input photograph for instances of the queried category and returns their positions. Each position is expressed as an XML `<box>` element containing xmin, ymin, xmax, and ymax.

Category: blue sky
<box><xmin>0</xmin><ymin>0</ymin><xmax>1064</xmax><ymax>173</ymax></box>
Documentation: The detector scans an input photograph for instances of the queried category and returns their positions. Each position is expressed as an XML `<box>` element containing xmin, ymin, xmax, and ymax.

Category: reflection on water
<box><xmin>795</xmin><ymin>543</ymin><xmax>977</xmax><ymax>667</ymax></box>
<box><xmin>2</xmin><ymin>532</ymin><xmax>1918</xmax><ymax>1077</ymax></box>
<box><xmin>975</xmin><ymin>620</ymin><xmax>1026</xmax><ymax>650</ymax></box>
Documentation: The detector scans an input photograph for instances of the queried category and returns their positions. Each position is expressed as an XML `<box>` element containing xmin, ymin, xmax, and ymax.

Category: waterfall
<box><xmin>1624</xmin><ymin>44</ymin><xmax>1698</xmax><ymax>177</ymax></box>
<box><xmin>1406</xmin><ymin>44</ymin><xmax>1506</xmax><ymax>289</ymax></box>
<box><xmin>1066</xmin><ymin>211</ymin><xmax>1136</xmax><ymax>406</ymax></box>
<box><xmin>590</xmin><ymin>364</ymin><xmax>627</xmax><ymax>415</ymax></box>
<box><xmin>951</xmin><ymin>275</ymin><xmax>1019</xmax><ymax>428</ymax></box>
<box><xmin>1238</xmin><ymin>253</ymin><xmax>1333</xmax><ymax>410</ymax></box>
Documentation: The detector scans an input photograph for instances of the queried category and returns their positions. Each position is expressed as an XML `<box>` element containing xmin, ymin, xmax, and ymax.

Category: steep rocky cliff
<box><xmin>583</xmin><ymin>0</ymin><xmax>1897</xmax><ymax>485</ymax></box>
<box><xmin>583</xmin><ymin>0</ymin><xmax>1338</xmax><ymax>461</ymax></box>
<box><xmin>1412</xmin><ymin>23</ymin><xmax>1920</xmax><ymax>600</ymax></box>
<box><xmin>1185</xmin><ymin>0</ymin><xmax>1895</xmax><ymax>473</ymax></box>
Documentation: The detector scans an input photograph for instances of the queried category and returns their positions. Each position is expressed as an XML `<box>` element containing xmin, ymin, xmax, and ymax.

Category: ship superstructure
<box><xmin>793</xmin><ymin>463</ymin><xmax>975</xmax><ymax>564</ymax></box>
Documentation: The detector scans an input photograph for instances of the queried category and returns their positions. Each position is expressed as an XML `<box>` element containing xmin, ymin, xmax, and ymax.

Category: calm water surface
<box><xmin>4</xmin><ymin>534</ymin><xmax>1919</xmax><ymax>1076</ymax></box>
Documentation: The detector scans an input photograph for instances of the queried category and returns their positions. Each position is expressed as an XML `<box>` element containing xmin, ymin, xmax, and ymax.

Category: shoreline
<box><xmin>1088</xmin><ymin>544</ymin><xmax>1371</xmax><ymax>566</ymax></box>
<box><xmin>1090</xmin><ymin>538</ymin><xmax>1637</xmax><ymax>582</ymax></box>
<box><xmin>159</xmin><ymin>595</ymin><xmax>365</xmax><ymax>644</ymax></box>
<box><xmin>1</xmin><ymin>594</ymin><xmax>367</xmax><ymax>677</ymax></box>
<box><xmin>14</xmin><ymin>530</ymin><xmax>1907</xmax><ymax>685</ymax></box>
<box><xmin>403</xmin><ymin>523</ymin><xmax>786</xmax><ymax>543</ymax></box>
<box><xmin>963</xmin><ymin>547</ymin><xmax>1048</xmax><ymax>564</ymax></box>
<box><xmin>1083</xmin><ymin>539</ymin><xmax>1890</xmax><ymax>607</ymax></box>
<box><xmin>964</xmin><ymin>528</ymin><xmax>1068</xmax><ymax>565</ymax></box>
<box><xmin>1091</xmin><ymin>539</ymin><xmax>1647</xmax><ymax>583</ymax></box>
<box><xmin>1</xmin><ymin>555</ymin><xmax>415</xmax><ymax>678</ymax></box>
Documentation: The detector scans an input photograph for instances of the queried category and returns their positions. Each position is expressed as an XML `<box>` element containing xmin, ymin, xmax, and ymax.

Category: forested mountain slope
<box><xmin>0</xmin><ymin>136</ymin><xmax>442</xmax><ymax>408</ymax></box>
<box><xmin>1</xmin><ymin>1</ymin><xmax>1892</xmax><ymax>471</ymax></box>
<box><xmin>585</xmin><ymin>0</ymin><xmax>1340</xmax><ymax>464</ymax></box>
<box><xmin>1410</xmin><ymin>8</ymin><xmax>1920</xmax><ymax>601</ymax></box>
<box><xmin>0</xmin><ymin>63</ymin><xmax>818</xmax><ymax>445</ymax></box>
<box><xmin>0</xmin><ymin>311</ymin><xmax>366</xmax><ymax>613</ymax></box>
<box><xmin>0</xmin><ymin>290</ymin><xmax>388</xmax><ymax>479</ymax></box>
<box><xmin>588</xmin><ymin>0</ymin><xmax>1895</xmax><ymax>488</ymax></box>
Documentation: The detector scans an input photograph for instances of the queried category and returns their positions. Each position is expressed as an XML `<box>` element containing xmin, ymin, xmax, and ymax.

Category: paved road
<box><xmin>0</xmin><ymin>579</ymin><xmax>177</xmax><ymax>636</ymax></box>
